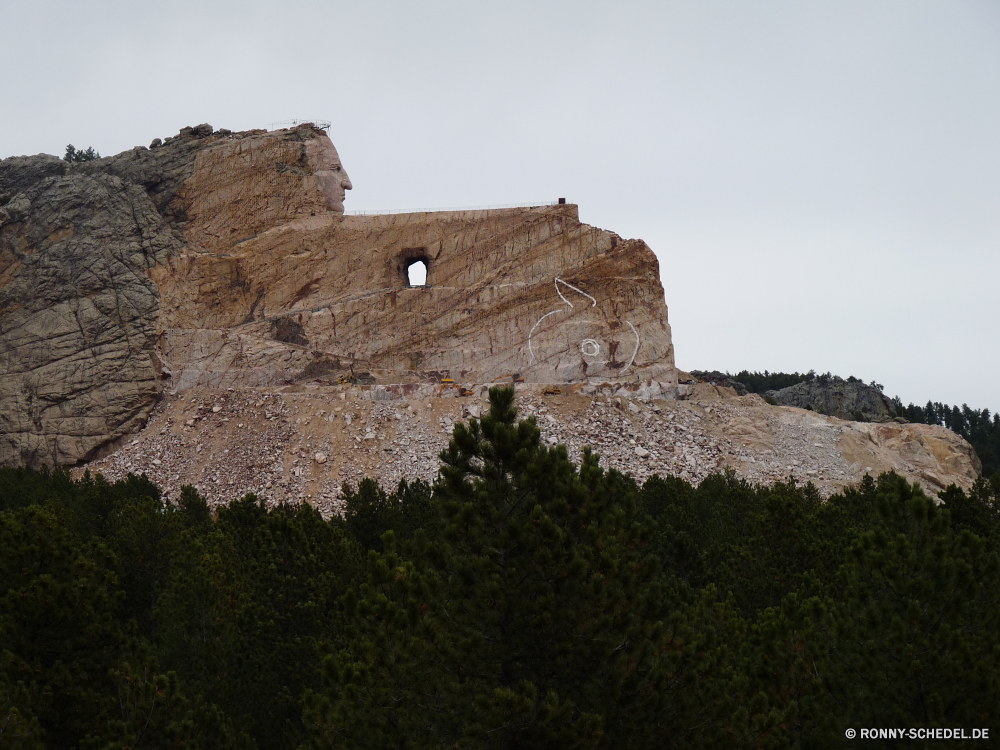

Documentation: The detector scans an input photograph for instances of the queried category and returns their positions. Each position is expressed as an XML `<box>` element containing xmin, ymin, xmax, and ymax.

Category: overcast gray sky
<box><xmin>2</xmin><ymin>0</ymin><xmax>998</xmax><ymax>410</ymax></box>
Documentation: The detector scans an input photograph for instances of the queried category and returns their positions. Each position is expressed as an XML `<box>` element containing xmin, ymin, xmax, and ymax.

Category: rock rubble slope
<box><xmin>76</xmin><ymin>383</ymin><xmax>979</xmax><ymax>518</ymax></box>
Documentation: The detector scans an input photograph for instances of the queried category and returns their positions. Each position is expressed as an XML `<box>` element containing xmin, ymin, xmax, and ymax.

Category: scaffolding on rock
<box><xmin>267</xmin><ymin>119</ymin><xmax>332</xmax><ymax>131</ymax></box>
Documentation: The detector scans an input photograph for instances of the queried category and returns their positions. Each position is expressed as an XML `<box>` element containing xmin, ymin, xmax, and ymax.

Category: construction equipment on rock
<box><xmin>439</xmin><ymin>377</ymin><xmax>473</xmax><ymax>397</ymax></box>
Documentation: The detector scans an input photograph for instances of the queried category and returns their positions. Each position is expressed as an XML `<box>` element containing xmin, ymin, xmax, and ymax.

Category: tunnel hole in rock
<box><xmin>400</xmin><ymin>249</ymin><xmax>430</xmax><ymax>287</ymax></box>
<box><xmin>407</xmin><ymin>260</ymin><xmax>427</xmax><ymax>287</ymax></box>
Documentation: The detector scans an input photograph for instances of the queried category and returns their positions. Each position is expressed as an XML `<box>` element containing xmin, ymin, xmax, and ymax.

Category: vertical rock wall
<box><xmin>0</xmin><ymin>160</ymin><xmax>177</xmax><ymax>465</ymax></box>
<box><xmin>152</xmin><ymin>205</ymin><xmax>676</xmax><ymax>388</ymax></box>
<box><xmin>1</xmin><ymin>124</ymin><xmax>677</xmax><ymax>466</ymax></box>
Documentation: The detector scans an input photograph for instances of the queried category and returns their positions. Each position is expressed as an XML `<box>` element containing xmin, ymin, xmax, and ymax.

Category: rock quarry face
<box><xmin>153</xmin><ymin>206</ymin><xmax>676</xmax><ymax>389</ymax></box>
<box><xmin>0</xmin><ymin>124</ymin><xmax>675</xmax><ymax>466</ymax></box>
<box><xmin>0</xmin><ymin>122</ymin><xmax>983</xmax><ymax>497</ymax></box>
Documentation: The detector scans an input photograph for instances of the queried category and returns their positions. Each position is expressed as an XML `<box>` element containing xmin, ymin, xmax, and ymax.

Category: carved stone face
<box><xmin>307</xmin><ymin>135</ymin><xmax>352</xmax><ymax>213</ymax></box>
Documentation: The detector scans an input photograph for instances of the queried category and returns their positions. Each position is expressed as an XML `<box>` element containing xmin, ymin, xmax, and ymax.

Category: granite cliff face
<box><xmin>1</xmin><ymin>124</ymin><xmax>676</xmax><ymax>466</ymax></box>
<box><xmin>0</xmin><ymin>153</ymin><xmax>179</xmax><ymax>467</ymax></box>
<box><xmin>0</xmin><ymin>123</ymin><xmax>981</xmax><ymax>497</ymax></box>
<box><xmin>765</xmin><ymin>379</ymin><xmax>894</xmax><ymax>421</ymax></box>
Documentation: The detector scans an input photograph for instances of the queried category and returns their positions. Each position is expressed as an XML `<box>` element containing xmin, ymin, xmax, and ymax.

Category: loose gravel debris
<box><xmin>75</xmin><ymin>384</ymin><xmax>975</xmax><ymax>519</ymax></box>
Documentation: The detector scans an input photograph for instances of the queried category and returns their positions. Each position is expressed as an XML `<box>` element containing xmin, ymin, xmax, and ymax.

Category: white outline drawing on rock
<box><xmin>554</xmin><ymin>277</ymin><xmax>596</xmax><ymax>308</ymax></box>
<box><xmin>623</xmin><ymin>321</ymin><xmax>640</xmax><ymax>372</ymax></box>
<box><xmin>528</xmin><ymin>309</ymin><xmax>563</xmax><ymax>365</ymax></box>
<box><xmin>528</xmin><ymin>277</ymin><xmax>641</xmax><ymax>373</ymax></box>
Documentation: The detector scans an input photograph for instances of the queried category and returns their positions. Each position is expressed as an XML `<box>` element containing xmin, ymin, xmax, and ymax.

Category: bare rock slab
<box><xmin>2</xmin><ymin>124</ymin><xmax>676</xmax><ymax>466</ymax></box>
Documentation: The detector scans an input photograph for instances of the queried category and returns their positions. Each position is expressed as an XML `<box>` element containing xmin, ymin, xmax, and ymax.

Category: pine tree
<box><xmin>342</xmin><ymin>478</ymin><xmax>434</xmax><ymax>553</ymax></box>
<box><xmin>156</xmin><ymin>493</ymin><xmax>363</xmax><ymax>750</ymax></box>
<box><xmin>0</xmin><ymin>505</ymin><xmax>122</xmax><ymax>746</ymax></box>
<box><xmin>63</xmin><ymin>144</ymin><xmax>100</xmax><ymax>162</ymax></box>
<box><xmin>0</xmin><ymin>679</ymin><xmax>43</xmax><ymax>750</ymax></box>
<box><xmin>801</xmin><ymin>476</ymin><xmax>1000</xmax><ymax>742</ymax></box>
<box><xmin>305</xmin><ymin>387</ymin><xmax>742</xmax><ymax>749</ymax></box>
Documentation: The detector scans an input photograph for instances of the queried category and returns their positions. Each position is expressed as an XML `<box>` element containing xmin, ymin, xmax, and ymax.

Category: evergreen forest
<box><xmin>2</xmin><ymin>387</ymin><xmax>998</xmax><ymax>749</ymax></box>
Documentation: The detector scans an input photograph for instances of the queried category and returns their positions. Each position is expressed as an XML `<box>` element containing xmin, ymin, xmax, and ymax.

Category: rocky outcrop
<box><xmin>765</xmin><ymin>378</ymin><xmax>894</xmax><ymax>421</ymax></box>
<box><xmin>0</xmin><ymin>154</ymin><xmax>179</xmax><ymax>467</ymax></box>
<box><xmin>5</xmin><ymin>120</ymin><xmax>977</xmax><ymax>502</ymax></box>
<box><xmin>1</xmin><ymin>124</ymin><xmax>676</xmax><ymax>466</ymax></box>
<box><xmin>690</xmin><ymin>370</ymin><xmax>749</xmax><ymax>395</ymax></box>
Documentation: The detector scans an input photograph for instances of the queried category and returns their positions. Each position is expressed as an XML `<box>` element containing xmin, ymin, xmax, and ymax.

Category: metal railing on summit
<box><xmin>267</xmin><ymin>119</ymin><xmax>332</xmax><ymax>131</ymax></box>
<box><xmin>347</xmin><ymin>201</ymin><xmax>563</xmax><ymax>215</ymax></box>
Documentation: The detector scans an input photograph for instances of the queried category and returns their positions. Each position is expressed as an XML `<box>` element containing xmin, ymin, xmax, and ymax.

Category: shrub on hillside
<box><xmin>64</xmin><ymin>144</ymin><xmax>100</xmax><ymax>162</ymax></box>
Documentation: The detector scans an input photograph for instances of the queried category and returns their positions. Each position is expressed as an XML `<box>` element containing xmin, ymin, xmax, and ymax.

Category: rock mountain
<box><xmin>0</xmin><ymin>124</ymin><xmax>982</xmax><ymax>498</ymax></box>
<box><xmin>1</xmin><ymin>124</ymin><xmax>675</xmax><ymax>467</ymax></box>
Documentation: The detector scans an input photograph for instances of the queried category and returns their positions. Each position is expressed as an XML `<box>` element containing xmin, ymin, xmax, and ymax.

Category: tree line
<box><xmin>1</xmin><ymin>386</ymin><xmax>998</xmax><ymax>749</ymax></box>
<box><xmin>731</xmin><ymin>369</ymin><xmax>881</xmax><ymax>395</ymax></box>
<box><xmin>63</xmin><ymin>145</ymin><xmax>100</xmax><ymax>163</ymax></box>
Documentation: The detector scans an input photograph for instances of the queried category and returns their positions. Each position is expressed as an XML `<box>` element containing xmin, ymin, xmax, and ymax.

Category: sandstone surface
<box><xmin>1</xmin><ymin>124</ymin><xmax>675</xmax><ymax>466</ymax></box>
